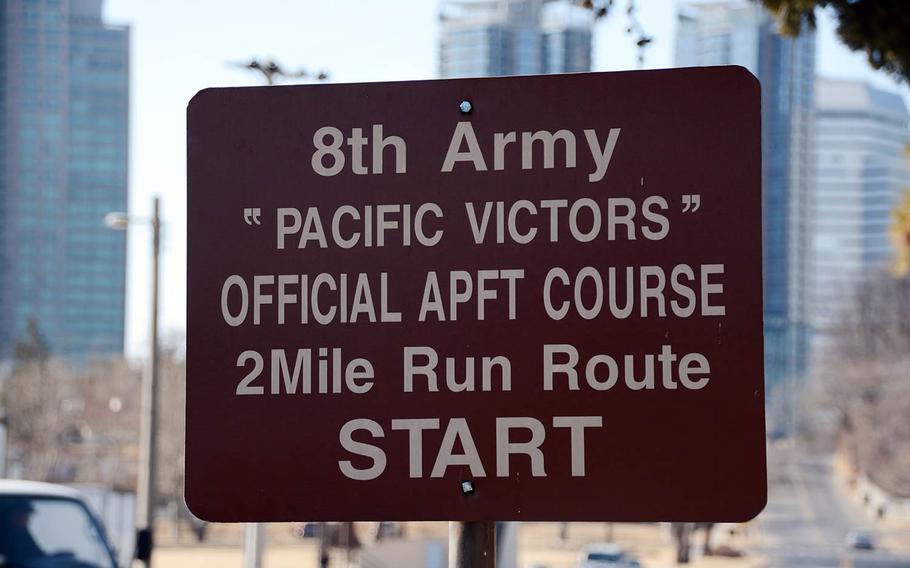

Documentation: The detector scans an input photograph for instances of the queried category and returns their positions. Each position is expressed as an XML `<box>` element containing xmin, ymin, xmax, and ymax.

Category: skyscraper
<box><xmin>540</xmin><ymin>0</ymin><xmax>592</xmax><ymax>74</ymax></box>
<box><xmin>439</xmin><ymin>0</ymin><xmax>592</xmax><ymax>78</ymax></box>
<box><xmin>809</xmin><ymin>78</ymin><xmax>910</xmax><ymax>361</ymax></box>
<box><xmin>0</xmin><ymin>0</ymin><xmax>129</xmax><ymax>361</ymax></box>
<box><xmin>675</xmin><ymin>1</ymin><xmax>816</xmax><ymax>417</ymax></box>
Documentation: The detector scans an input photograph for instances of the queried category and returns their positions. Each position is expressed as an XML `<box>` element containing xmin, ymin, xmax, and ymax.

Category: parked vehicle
<box><xmin>0</xmin><ymin>479</ymin><xmax>119</xmax><ymax>567</ymax></box>
<box><xmin>292</xmin><ymin>521</ymin><xmax>319</xmax><ymax>538</ymax></box>
<box><xmin>844</xmin><ymin>530</ymin><xmax>876</xmax><ymax>551</ymax></box>
<box><xmin>374</xmin><ymin>521</ymin><xmax>404</xmax><ymax>541</ymax></box>
<box><xmin>578</xmin><ymin>543</ymin><xmax>640</xmax><ymax>568</ymax></box>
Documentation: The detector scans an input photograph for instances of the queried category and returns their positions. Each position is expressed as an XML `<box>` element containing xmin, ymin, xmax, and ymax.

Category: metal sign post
<box><xmin>449</xmin><ymin>522</ymin><xmax>495</xmax><ymax>568</ymax></box>
<box><xmin>243</xmin><ymin>523</ymin><xmax>263</xmax><ymax>568</ymax></box>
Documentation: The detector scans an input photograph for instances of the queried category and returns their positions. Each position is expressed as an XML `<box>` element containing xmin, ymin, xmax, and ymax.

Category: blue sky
<box><xmin>103</xmin><ymin>0</ymin><xmax>909</xmax><ymax>357</ymax></box>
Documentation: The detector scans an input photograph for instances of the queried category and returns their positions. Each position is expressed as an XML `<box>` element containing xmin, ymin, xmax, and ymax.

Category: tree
<box><xmin>760</xmin><ymin>0</ymin><xmax>910</xmax><ymax>82</ymax></box>
<box><xmin>832</xmin><ymin>269</ymin><xmax>910</xmax><ymax>360</ymax></box>
<box><xmin>1</xmin><ymin>359</ymin><xmax>72</xmax><ymax>481</ymax></box>
<box><xmin>892</xmin><ymin>189</ymin><xmax>910</xmax><ymax>276</ymax></box>
<box><xmin>156</xmin><ymin>349</ymin><xmax>186</xmax><ymax>507</ymax></box>
<box><xmin>12</xmin><ymin>318</ymin><xmax>50</xmax><ymax>365</ymax></box>
<box><xmin>578</xmin><ymin>1</ymin><xmax>653</xmax><ymax>65</ymax></box>
<box><xmin>811</xmin><ymin>271</ymin><xmax>910</xmax><ymax>497</ymax></box>
<box><xmin>70</xmin><ymin>358</ymin><xmax>141</xmax><ymax>488</ymax></box>
<box><xmin>0</xmin><ymin>355</ymin><xmax>144</xmax><ymax>484</ymax></box>
<box><xmin>576</xmin><ymin>1</ymin><xmax>910</xmax><ymax>83</ymax></box>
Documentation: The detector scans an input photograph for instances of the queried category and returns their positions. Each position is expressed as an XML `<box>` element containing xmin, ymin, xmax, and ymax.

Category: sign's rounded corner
<box><xmin>724</xmin><ymin>65</ymin><xmax>760</xmax><ymax>95</ymax></box>
<box><xmin>736</xmin><ymin>483</ymin><xmax>769</xmax><ymax>522</ymax></box>
<box><xmin>183</xmin><ymin>484</ymin><xmax>221</xmax><ymax>523</ymax></box>
<box><xmin>187</xmin><ymin>87</ymin><xmax>220</xmax><ymax>116</ymax></box>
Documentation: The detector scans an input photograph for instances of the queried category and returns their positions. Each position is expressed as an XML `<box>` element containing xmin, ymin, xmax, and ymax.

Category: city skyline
<box><xmin>0</xmin><ymin>0</ymin><xmax>129</xmax><ymax>361</ymax></box>
<box><xmin>439</xmin><ymin>0</ymin><xmax>593</xmax><ymax>78</ymax></box>
<box><xmin>96</xmin><ymin>0</ymin><xmax>910</xmax><ymax>358</ymax></box>
<box><xmin>810</xmin><ymin>78</ymin><xmax>910</xmax><ymax>364</ymax></box>
<box><xmin>1</xmin><ymin>1</ymin><xmax>908</xmax><ymax>565</ymax></box>
<box><xmin>675</xmin><ymin>0</ymin><xmax>816</xmax><ymax>433</ymax></box>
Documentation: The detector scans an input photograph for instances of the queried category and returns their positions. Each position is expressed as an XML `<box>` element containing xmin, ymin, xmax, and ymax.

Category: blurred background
<box><xmin>0</xmin><ymin>0</ymin><xmax>909</xmax><ymax>567</ymax></box>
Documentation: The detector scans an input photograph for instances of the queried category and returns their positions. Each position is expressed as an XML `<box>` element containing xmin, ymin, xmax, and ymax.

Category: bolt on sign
<box><xmin>186</xmin><ymin>66</ymin><xmax>766</xmax><ymax>523</ymax></box>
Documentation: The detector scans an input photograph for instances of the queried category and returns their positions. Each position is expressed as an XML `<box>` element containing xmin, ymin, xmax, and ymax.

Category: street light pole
<box><xmin>103</xmin><ymin>198</ymin><xmax>161</xmax><ymax>566</ymax></box>
<box><xmin>135</xmin><ymin>197</ymin><xmax>161</xmax><ymax>566</ymax></box>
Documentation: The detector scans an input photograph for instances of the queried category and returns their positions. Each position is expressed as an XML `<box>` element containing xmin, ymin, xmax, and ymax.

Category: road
<box><xmin>754</xmin><ymin>448</ymin><xmax>910</xmax><ymax>567</ymax></box>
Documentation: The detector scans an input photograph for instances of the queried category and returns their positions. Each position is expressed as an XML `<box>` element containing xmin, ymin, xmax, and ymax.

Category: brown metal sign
<box><xmin>186</xmin><ymin>67</ymin><xmax>766</xmax><ymax>522</ymax></box>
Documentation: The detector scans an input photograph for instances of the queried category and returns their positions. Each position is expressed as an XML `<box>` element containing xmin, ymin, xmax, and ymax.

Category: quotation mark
<box><xmin>681</xmin><ymin>195</ymin><xmax>701</xmax><ymax>213</ymax></box>
<box><xmin>243</xmin><ymin>208</ymin><xmax>261</xmax><ymax>226</ymax></box>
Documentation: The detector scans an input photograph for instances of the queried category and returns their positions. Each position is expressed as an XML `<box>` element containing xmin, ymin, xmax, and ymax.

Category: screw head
<box><xmin>461</xmin><ymin>480</ymin><xmax>475</xmax><ymax>494</ymax></box>
<box><xmin>459</xmin><ymin>100</ymin><xmax>473</xmax><ymax>114</ymax></box>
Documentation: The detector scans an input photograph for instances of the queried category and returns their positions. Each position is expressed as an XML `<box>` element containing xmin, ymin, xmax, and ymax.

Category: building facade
<box><xmin>675</xmin><ymin>1</ymin><xmax>816</xmax><ymax>427</ymax></box>
<box><xmin>810</xmin><ymin>78</ymin><xmax>910</xmax><ymax>361</ymax></box>
<box><xmin>439</xmin><ymin>0</ymin><xmax>592</xmax><ymax>78</ymax></box>
<box><xmin>0</xmin><ymin>0</ymin><xmax>128</xmax><ymax>361</ymax></box>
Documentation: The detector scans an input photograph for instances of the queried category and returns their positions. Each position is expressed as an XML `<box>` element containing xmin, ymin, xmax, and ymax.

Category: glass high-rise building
<box><xmin>810</xmin><ymin>78</ymin><xmax>910</xmax><ymax>361</ymax></box>
<box><xmin>439</xmin><ymin>0</ymin><xmax>592</xmax><ymax>78</ymax></box>
<box><xmin>0</xmin><ymin>0</ymin><xmax>129</xmax><ymax>361</ymax></box>
<box><xmin>675</xmin><ymin>1</ymin><xmax>816</xmax><ymax>423</ymax></box>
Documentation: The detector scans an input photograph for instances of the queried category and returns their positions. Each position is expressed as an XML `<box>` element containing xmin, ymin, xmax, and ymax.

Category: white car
<box><xmin>0</xmin><ymin>479</ymin><xmax>120</xmax><ymax>567</ymax></box>
<box><xmin>578</xmin><ymin>543</ymin><xmax>641</xmax><ymax>567</ymax></box>
<box><xmin>844</xmin><ymin>530</ymin><xmax>875</xmax><ymax>551</ymax></box>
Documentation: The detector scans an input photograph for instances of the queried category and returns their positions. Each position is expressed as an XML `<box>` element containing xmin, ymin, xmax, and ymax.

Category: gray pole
<box><xmin>243</xmin><ymin>523</ymin><xmax>264</xmax><ymax>568</ymax></box>
<box><xmin>449</xmin><ymin>522</ymin><xmax>495</xmax><ymax>568</ymax></box>
<box><xmin>136</xmin><ymin>196</ymin><xmax>161</xmax><ymax>566</ymax></box>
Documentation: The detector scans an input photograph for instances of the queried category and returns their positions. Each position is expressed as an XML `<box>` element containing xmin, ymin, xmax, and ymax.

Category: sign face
<box><xmin>186</xmin><ymin>67</ymin><xmax>766</xmax><ymax>523</ymax></box>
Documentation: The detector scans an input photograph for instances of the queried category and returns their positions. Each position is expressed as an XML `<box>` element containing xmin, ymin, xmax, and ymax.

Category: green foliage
<box><xmin>761</xmin><ymin>0</ymin><xmax>910</xmax><ymax>81</ymax></box>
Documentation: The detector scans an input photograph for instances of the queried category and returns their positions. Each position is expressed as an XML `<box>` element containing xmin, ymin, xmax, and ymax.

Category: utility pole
<box><xmin>104</xmin><ymin>197</ymin><xmax>161</xmax><ymax>566</ymax></box>
<box><xmin>227</xmin><ymin>59</ymin><xmax>327</xmax><ymax>568</ymax></box>
<box><xmin>137</xmin><ymin>197</ymin><xmax>161</xmax><ymax>566</ymax></box>
<box><xmin>231</xmin><ymin>58</ymin><xmax>328</xmax><ymax>86</ymax></box>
